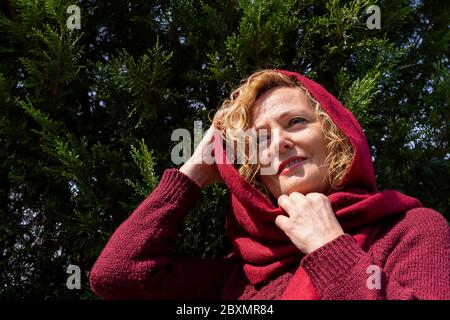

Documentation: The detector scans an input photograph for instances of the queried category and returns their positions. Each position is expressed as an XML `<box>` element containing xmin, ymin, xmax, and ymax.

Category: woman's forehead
<box><xmin>251</xmin><ymin>87</ymin><xmax>313</xmax><ymax>127</ymax></box>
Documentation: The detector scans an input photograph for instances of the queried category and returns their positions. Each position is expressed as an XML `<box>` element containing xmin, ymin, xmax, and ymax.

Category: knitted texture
<box><xmin>89</xmin><ymin>169</ymin><xmax>236</xmax><ymax>299</ymax></box>
<box><xmin>90</xmin><ymin>70</ymin><xmax>450</xmax><ymax>299</ymax></box>
<box><xmin>90</xmin><ymin>169</ymin><xmax>450</xmax><ymax>300</ymax></box>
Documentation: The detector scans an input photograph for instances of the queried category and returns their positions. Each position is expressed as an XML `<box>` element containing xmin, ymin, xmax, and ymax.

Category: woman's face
<box><xmin>251</xmin><ymin>86</ymin><xmax>331</xmax><ymax>198</ymax></box>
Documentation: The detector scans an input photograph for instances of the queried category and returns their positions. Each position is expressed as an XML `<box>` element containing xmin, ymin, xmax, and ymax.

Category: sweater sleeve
<box><xmin>89</xmin><ymin>168</ymin><xmax>236</xmax><ymax>300</ymax></box>
<box><xmin>300</xmin><ymin>208</ymin><xmax>450</xmax><ymax>300</ymax></box>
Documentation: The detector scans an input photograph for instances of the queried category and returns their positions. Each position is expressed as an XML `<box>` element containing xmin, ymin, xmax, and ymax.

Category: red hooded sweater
<box><xmin>89</xmin><ymin>71</ymin><xmax>450</xmax><ymax>300</ymax></box>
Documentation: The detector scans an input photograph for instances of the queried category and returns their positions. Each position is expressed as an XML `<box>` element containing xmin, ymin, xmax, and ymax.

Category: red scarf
<box><xmin>212</xmin><ymin>70</ymin><xmax>422</xmax><ymax>299</ymax></box>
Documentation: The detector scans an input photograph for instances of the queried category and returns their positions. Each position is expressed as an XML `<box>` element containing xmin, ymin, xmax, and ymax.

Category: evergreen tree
<box><xmin>0</xmin><ymin>0</ymin><xmax>448</xmax><ymax>299</ymax></box>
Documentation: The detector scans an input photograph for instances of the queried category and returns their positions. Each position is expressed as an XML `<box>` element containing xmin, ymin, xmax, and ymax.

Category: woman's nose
<box><xmin>272</xmin><ymin>130</ymin><xmax>294</xmax><ymax>154</ymax></box>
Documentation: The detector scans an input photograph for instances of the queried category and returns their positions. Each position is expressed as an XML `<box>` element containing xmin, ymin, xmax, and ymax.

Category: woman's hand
<box><xmin>275</xmin><ymin>192</ymin><xmax>344</xmax><ymax>254</ymax></box>
<box><xmin>179</xmin><ymin>124</ymin><xmax>222</xmax><ymax>188</ymax></box>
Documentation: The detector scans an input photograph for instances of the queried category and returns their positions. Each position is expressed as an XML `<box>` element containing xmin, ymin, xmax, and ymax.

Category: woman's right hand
<box><xmin>179</xmin><ymin>124</ymin><xmax>223</xmax><ymax>188</ymax></box>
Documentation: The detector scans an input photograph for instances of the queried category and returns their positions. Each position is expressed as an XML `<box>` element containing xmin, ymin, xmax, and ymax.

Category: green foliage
<box><xmin>125</xmin><ymin>139</ymin><xmax>159</xmax><ymax>198</ymax></box>
<box><xmin>225</xmin><ymin>0</ymin><xmax>302</xmax><ymax>75</ymax></box>
<box><xmin>176</xmin><ymin>184</ymin><xmax>231</xmax><ymax>258</ymax></box>
<box><xmin>337</xmin><ymin>63</ymin><xmax>382</xmax><ymax>126</ymax></box>
<box><xmin>99</xmin><ymin>41</ymin><xmax>174</xmax><ymax>128</ymax></box>
<box><xmin>0</xmin><ymin>0</ymin><xmax>448</xmax><ymax>299</ymax></box>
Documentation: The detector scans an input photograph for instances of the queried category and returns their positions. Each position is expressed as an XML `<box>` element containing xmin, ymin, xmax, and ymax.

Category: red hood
<box><xmin>276</xmin><ymin>70</ymin><xmax>377</xmax><ymax>192</ymax></box>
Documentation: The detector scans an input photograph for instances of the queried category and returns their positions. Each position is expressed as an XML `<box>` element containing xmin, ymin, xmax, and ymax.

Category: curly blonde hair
<box><xmin>212</xmin><ymin>70</ymin><xmax>354</xmax><ymax>197</ymax></box>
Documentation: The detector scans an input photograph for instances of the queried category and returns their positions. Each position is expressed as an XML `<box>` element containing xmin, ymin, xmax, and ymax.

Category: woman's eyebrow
<box><xmin>254</xmin><ymin>108</ymin><xmax>310</xmax><ymax>130</ymax></box>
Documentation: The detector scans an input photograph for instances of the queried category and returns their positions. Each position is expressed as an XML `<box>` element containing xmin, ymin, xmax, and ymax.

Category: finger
<box><xmin>288</xmin><ymin>192</ymin><xmax>306</xmax><ymax>206</ymax></box>
<box><xmin>305</xmin><ymin>192</ymin><xmax>327</xmax><ymax>201</ymax></box>
<box><xmin>275</xmin><ymin>214</ymin><xmax>291</xmax><ymax>233</ymax></box>
<box><xmin>213</xmin><ymin>109</ymin><xmax>227</xmax><ymax>124</ymax></box>
<box><xmin>201</xmin><ymin>126</ymin><xmax>220</xmax><ymax>153</ymax></box>
<box><xmin>305</xmin><ymin>192</ymin><xmax>332</xmax><ymax>211</ymax></box>
<box><xmin>202</xmin><ymin>140</ymin><xmax>216</xmax><ymax>165</ymax></box>
<box><xmin>203</xmin><ymin>124</ymin><xmax>216</xmax><ymax>143</ymax></box>
<box><xmin>277</xmin><ymin>195</ymin><xmax>295</xmax><ymax>216</ymax></box>
<box><xmin>207</xmin><ymin>126</ymin><xmax>225</xmax><ymax>150</ymax></box>
<box><xmin>277</xmin><ymin>194</ymin><xmax>290</xmax><ymax>209</ymax></box>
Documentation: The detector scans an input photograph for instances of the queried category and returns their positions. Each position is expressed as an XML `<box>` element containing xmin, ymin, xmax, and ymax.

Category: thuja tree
<box><xmin>0</xmin><ymin>0</ymin><xmax>448</xmax><ymax>299</ymax></box>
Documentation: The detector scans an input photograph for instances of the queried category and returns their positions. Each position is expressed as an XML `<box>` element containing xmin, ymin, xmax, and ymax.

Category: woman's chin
<box><xmin>280</xmin><ymin>178</ymin><xmax>325</xmax><ymax>196</ymax></box>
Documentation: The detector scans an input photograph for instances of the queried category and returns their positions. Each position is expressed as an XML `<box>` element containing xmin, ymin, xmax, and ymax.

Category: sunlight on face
<box><xmin>251</xmin><ymin>87</ymin><xmax>331</xmax><ymax>198</ymax></box>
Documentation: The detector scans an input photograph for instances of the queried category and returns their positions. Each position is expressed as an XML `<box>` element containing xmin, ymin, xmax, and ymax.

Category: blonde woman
<box><xmin>90</xmin><ymin>70</ymin><xmax>450</xmax><ymax>300</ymax></box>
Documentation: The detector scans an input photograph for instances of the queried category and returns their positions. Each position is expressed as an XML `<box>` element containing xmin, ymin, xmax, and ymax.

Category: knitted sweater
<box><xmin>89</xmin><ymin>168</ymin><xmax>450</xmax><ymax>300</ymax></box>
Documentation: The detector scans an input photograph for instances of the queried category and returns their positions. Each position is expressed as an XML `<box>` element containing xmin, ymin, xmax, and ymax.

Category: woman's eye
<box><xmin>288</xmin><ymin>117</ymin><xmax>307</xmax><ymax>127</ymax></box>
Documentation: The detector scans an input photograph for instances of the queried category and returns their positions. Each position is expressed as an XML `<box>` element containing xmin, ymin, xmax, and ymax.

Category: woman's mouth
<box><xmin>278</xmin><ymin>157</ymin><xmax>307</xmax><ymax>175</ymax></box>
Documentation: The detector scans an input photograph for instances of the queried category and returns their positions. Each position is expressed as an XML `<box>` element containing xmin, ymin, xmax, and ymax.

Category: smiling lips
<box><xmin>278</xmin><ymin>156</ymin><xmax>307</xmax><ymax>175</ymax></box>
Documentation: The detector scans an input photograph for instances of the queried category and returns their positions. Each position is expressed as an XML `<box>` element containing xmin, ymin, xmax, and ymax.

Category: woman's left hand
<box><xmin>275</xmin><ymin>192</ymin><xmax>344</xmax><ymax>255</ymax></box>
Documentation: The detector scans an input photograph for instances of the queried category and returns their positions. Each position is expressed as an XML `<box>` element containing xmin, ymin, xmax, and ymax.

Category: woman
<box><xmin>89</xmin><ymin>69</ymin><xmax>450</xmax><ymax>300</ymax></box>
